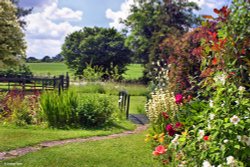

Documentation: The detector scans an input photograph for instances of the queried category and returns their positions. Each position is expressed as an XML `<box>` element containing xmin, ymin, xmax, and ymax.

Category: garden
<box><xmin>0</xmin><ymin>0</ymin><xmax>249</xmax><ymax>166</ymax></box>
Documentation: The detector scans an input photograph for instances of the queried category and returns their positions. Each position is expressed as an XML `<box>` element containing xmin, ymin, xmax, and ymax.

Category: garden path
<box><xmin>0</xmin><ymin>124</ymin><xmax>147</xmax><ymax>161</ymax></box>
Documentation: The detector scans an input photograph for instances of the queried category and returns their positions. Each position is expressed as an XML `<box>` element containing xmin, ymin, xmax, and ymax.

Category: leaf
<box><xmin>202</xmin><ymin>15</ymin><xmax>214</xmax><ymax>19</ymax></box>
<box><xmin>213</xmin><ymin>8</ymin><xmax>220</xmax><ymax>14</ymax></box>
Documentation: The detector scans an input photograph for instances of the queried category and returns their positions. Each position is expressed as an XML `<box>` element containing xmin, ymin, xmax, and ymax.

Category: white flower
<box><xmin>156</xmin><ymin>61</ymin><xmax>160</xmax><ymax>66</ymax></box>
<box><xmin>230</xmin><ymin>115</ymin><xmax>240</xmax><ymax>125</ymax></box>
<box><xmin>209</xmin><ymin>113</ymin><xmax>215</xmax><ymax>120</ymax></box>
<box><xmin>226</xmin><ymin>156</ymin><xmax>235</xmax><ymax>165</ymax></box>
<box><xmin>237</xmin><ymin>135</ymin><xmax>242</xmax><ymax>142</ymax></box>
<box><xmin>198</xmin><ymin>129</ymin><xmax>205</xmax><ymax>140</ymax></box>
<box><xmin>202</xmin><ymin>160</ymin><xmax>214</xmax><ymax>167</ymax></box>
<box><xmin>209</xmin><ymin>100</ymin><xmax>214</xmax><ymax>107</ymax></box>
<box><xmin>208</xmin><ymin>122</ymin><xmax>211</xmax><ymax>129</ymax></box>
<box><xmin>242</xmin><ymin>135</ymin><xmax>250</xmax><ymax>146</ymax></box>
<box><xmin>221</xmin><ymin>102</ymin><xmax>225</xmax><ymax>107</ymax></box>
<box><xmin>235</xmin><ymin>101</ymin><xmax>239</xmax><ymax>105</ymax></box>
<box><xmin>171</xmin><ymin>134</ymin><xmax>180</xmax><ymax>145</ymax></box>
<box><xmin>238</xmin><ymin>86</ymin><xmax>245</xmax><ymax>92</ymax></box>
<box><xmin>214</xmin><ymin>73</ymin><xmax>226</xmax><ymax>85</ymax></box>
<box><xmin>223</xmin><ymin>139</ymin><xmax>229</xmax><ymax>143</ymax></box>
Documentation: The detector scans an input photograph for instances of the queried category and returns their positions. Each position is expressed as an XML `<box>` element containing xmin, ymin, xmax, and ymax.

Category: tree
<box><xmin>61</xmin><ymin>27</ymin><xmax>132</xmax><ymax>78</ymax></box>
<box><xmin>41</xmin><ymin>56</ymin><xmax>51</xmax><ymax>62</ymax></box>
<box><xmin>11</xmin><ymin>0</ymin><xmax>32</xmax><ymax>29</ymax></box>
<box><xmin>124</xmin><ymin>0</ymin><xmax>199</xmax><ymax>81</ymax></box>
<box><xmin>52</xmin><ymin>54</ymin><xmax>64</xmax><ymax>62</ymax></box>
<box><xmin>26</xmin><ymin>57</ymin><xmax>38</xmax><ymax>63</ymax></box>
<box><xmin>0</xmin><ymin>0</ymin><xmax>26</xmax><ymax>68</ymax></box>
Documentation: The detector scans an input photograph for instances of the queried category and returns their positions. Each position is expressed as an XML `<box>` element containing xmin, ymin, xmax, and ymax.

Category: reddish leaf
<box><xmin>212</xmin><ymin>57</ymin><xmax>217</xmax><ymax>65</ymax></box>
<box><xmin>202</xmin><ymin>15</ymin><xmax>214</xmax><ymax>19</ymax></box>
<box><xmin>213</xmin><ymin>8</ymin><xmax>220</xmax><ymax>14</ymax></box>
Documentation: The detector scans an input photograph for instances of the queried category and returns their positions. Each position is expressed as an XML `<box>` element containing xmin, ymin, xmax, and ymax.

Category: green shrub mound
<box><xmin>77</xmin><ymin>95</ymin><xmax>118</xmax><ymax>127</ymax></box>
<box><xmin>40</xmin><ymin>90</ymin><xmax>119</xmax><ymax>129</ymax></box>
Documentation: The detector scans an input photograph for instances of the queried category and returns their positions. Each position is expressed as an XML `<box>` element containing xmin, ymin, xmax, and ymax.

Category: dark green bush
<box><xmin>77</xmin><ymin>94</ymin><xmax>118</xmax><ymax>127</ymax></box>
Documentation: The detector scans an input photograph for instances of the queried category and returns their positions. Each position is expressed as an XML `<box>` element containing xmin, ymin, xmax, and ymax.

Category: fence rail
<box><xmin>0</xmin><ymin>73</ymin><xmax>69</xmax><ymax>94</ymax></box>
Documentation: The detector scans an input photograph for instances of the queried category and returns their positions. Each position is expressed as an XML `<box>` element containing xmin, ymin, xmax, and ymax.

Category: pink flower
<box><xmin>175</xmin><ymin>122</ymin><xmax>182</xmax><ymax>128</ymax></box>
<box><xmin>152</xmin><ymin>145</ymin><xmax>166</xmax><ymax>156</ymax></box>
<box><xmin>175</xmin><ymin>94</ymin><xmax>183</xmax><ymax>104</ymax></box>
<box><xmin>166</xmin><ymin>124</ymin><xmax>176</xmax><ymax>136</ymax></box>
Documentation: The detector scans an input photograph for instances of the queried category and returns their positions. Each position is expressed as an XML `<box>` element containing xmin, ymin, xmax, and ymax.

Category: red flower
<box><xmin>175</xmin><ymin>122</ymin><xmax>182</xmax><ymax>128</ymax></box>
<box><xmin>241</xmin><ymin>49</ymin><xmax>246</xmax><ymax>55</ymax></box>
<box><xmin>203</xmin><ymin>136</ymin><xmax>209</xmax><ymax>141</ymax></box>
<box><xmin>212</xmin><ymin>57</ymin><xmax>217</xmax><ymax>65</ymax></box>
<box><xmin>162</xmin><ymin>112</ymin><xmax>169</xmax><ymax>119</ymax></box>
<box><xmin>166</xmin><ymin>124</ymin><xmax>176</xmax><ymax>136</ymax></box>
<box><xmin>152</xmin><ymin>145</ymin><xmax>166</xmax><ymax>156</ymax></box>
<box><xmin>175</xmin><ymin>94</ymin><xmax>183</xmax><ymax>104</ymax></box>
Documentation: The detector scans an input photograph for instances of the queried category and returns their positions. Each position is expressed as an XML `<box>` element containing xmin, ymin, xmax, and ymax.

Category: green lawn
<box><xmin>122</xmin><ymin>64</ymin><xmax>144</xmax><ymax>80</ymax></box>
<box><xmin>0</xmin><ymin>121</ymin><xmax>135</xmax><ymax>152</ymax></box>
<box><xmin>27</xmin><ymin>63</ymin><xmax>72</xmax><ymax>77</ymax></box>
<box><xmin>2</xmin><ymin>132</ymin><xmax>157</xmax><ymax>167</ymax></box>
<box><xmin>73</xmin><ymin>82</ymin><xmax>149</xmax><ymax>96</ymax></box>
<box><xmin>27</xmin><ymin>63</ymin><xmax>144</xmax><ymax>80</ymax></box>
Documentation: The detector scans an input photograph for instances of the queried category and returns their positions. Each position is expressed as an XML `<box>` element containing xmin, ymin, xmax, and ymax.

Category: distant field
<box><xmin>27</xmin><ymin>63</ymin><xmax>71</xmax><ymax>77</ymax></box>
<box><xmin>27</xmin><ymin>63</ymin><xmax>144</xmax><ymax>80</ymax></box>
<box><xmin>122</xmin><ymin>64</ymin><xmax>144</xmax><ymax>80</ymax></box>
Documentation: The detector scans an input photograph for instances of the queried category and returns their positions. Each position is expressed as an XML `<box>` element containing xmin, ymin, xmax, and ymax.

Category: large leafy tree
<box><xmin>124</xmin><ymin>0</ymin><xmax>200</xmax><ymax>80</ymax></box>
<box><xmin>61</xmin><ymin>27</ymin><xmax>132</xmax><ymax>77</ymax></box>
<box><xmin>0</xmin><ymin>0</ymin><xmax>26</xmax><ymax>68</ymax></box>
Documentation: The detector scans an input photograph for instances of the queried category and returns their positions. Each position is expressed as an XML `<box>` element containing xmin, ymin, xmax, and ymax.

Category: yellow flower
<box><xmin>153</xmin><ymin>134</ymin><xmax>158</xmax><ymax>140</ymax></box>
<box><xmin>145</xmin><ymin>137</ymin><xmax>150</xmax><ymax>143</ymax></box>
<box><xmin>158</xmin><ymin>136</ymin><xmax>164</xmax><ymax>143</ymax></box>
<box><xmin>181</xmin><ymin>131</ymin><xmax>187</xmax><ymax>136</ymax></box>
<box><xmin>159</xmin><ymin>133</ymin><xmax>165</xmax><ymax>137</ymax></box>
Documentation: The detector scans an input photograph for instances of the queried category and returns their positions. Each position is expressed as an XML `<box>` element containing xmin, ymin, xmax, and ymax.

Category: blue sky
<box><xmin>19</xmin><ymin>0</ymin><xmax>231</xmax><ymax>59</ymax></box>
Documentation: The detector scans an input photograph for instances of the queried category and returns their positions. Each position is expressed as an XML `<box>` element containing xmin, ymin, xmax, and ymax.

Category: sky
<box><xmin>18</xmin><ymin>0</ymin><xmax>231</xmax><ymax>59</ymax></box>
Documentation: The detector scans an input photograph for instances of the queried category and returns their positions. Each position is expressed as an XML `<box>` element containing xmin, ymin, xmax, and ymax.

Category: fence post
<box><xmin>22</xmin><ymin>77</ymin><xmax>25</xmax><ymax>91</ymax></box>
<box><xmin>126</xmin><ymin>95</ymin><xmax>130</xmax><ymax>120</ymax></box>
<box><xmin>53</xmin><ymin>76</ymin><xmax>56</xmax><ymax>89</ymax></box>
<box><xmin>66</xmin><ymin>72</ymin><xmax>69</xmax><ymax>89</ymax></box>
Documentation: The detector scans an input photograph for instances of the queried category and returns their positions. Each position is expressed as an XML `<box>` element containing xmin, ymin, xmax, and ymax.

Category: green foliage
<box><xmin>40</xmin><ymin>90</ymin><xmax>79</xmax><ymax>129</ymax></box>
<box><xmin>124</xmin><ymin>0</ymin><xmax>200</xmax><ymax>80</ymax></box>
<box><xmin>0</xmin><ymin>64</ymin><xmax>33</xmax><ymax>77</ymax></box>
<box><xmin>0</xmin><ymin>0</ymin><xmax>26</xmax><ymax>68</ymax></box>
<box><xmin>82</xmin><ymin>63</ymin><xmax>105</xmax><ymax>81</ymax></box>
<box><xmin>61</xmin><ymin>27</ymin><xmax>132</xmax><ymax>77</ymax></box>
<box><xmin>77</xmin><ymin>94</ymin><xmax>118</xmax><ymax>127</ymax></box>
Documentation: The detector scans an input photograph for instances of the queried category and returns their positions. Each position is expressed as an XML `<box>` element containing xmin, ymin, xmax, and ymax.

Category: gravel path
<box><xmin>0</xmin><ymin>125</ymin><xmax>148</xmax><ymax>161</ymax></box>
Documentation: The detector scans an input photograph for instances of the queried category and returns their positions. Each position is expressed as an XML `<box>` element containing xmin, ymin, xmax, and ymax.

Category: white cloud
<box><xmin>189</xmin><ymin>0</ymin><xmax>225</xmax><ymax>15</ymax></box>
<box><xmin>23</xmin><ymin>0</ymin><xmax>82</xmax><ymax>58</ymax></box>
<box><xmin>106</xmin><ymin>0</ymin><xmax>136</xmax><ymax>31</ymax></box>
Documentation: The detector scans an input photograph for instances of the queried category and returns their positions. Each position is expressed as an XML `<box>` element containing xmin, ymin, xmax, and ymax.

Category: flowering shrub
<box><xmin>0</xmin><ymin>89</ymin><xmax>42</xmax><ymax>126</ymax></box>
<box><xmin>146</xmin><ymin>1</ymin><xmax>250</xmax><ymax>166</ymax></box>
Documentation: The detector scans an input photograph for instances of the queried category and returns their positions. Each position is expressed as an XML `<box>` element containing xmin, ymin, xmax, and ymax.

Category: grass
<box><xmin>130</xmin><ymin>96</ymin><xmax>147</xmax><ymax>114</ymax></box>
<box><xmin>0</xmin><ymin>121</ymin><xmax>135</xmax><ymax>152</ymax></box>
<box><xmin>78</xmin><ymin>93</ymin><xmax>147</xmax><ymax>114</ymax></box>
<box><xmin>122</xmin><ymin>64</ymin><xmax>144</xmax><ymax>80</ymax></box>
<box><xmin>27</xmin><ymin>63</ymin><xmax>144</xmax><ymax>80</ymax></box>
<box><xmin>2</xmin><ymin>132</ymin><xmax>157</xmax><ymax>167</ymax></box>
<box><xmin>73</xmin><ymin>82</ymin><xmax>150</xmax><ymax>96</ymax></box>
<box><xmin>27</xmin><ymin>63</ymin><xmax>72</xmax><ymax>77</ymax></box>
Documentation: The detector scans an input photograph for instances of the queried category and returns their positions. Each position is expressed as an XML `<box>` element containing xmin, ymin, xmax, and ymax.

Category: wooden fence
<box><xmin>0</xmin><ymin>73</ymin><xmax>69</xmax><ymax>94</ymax></box>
